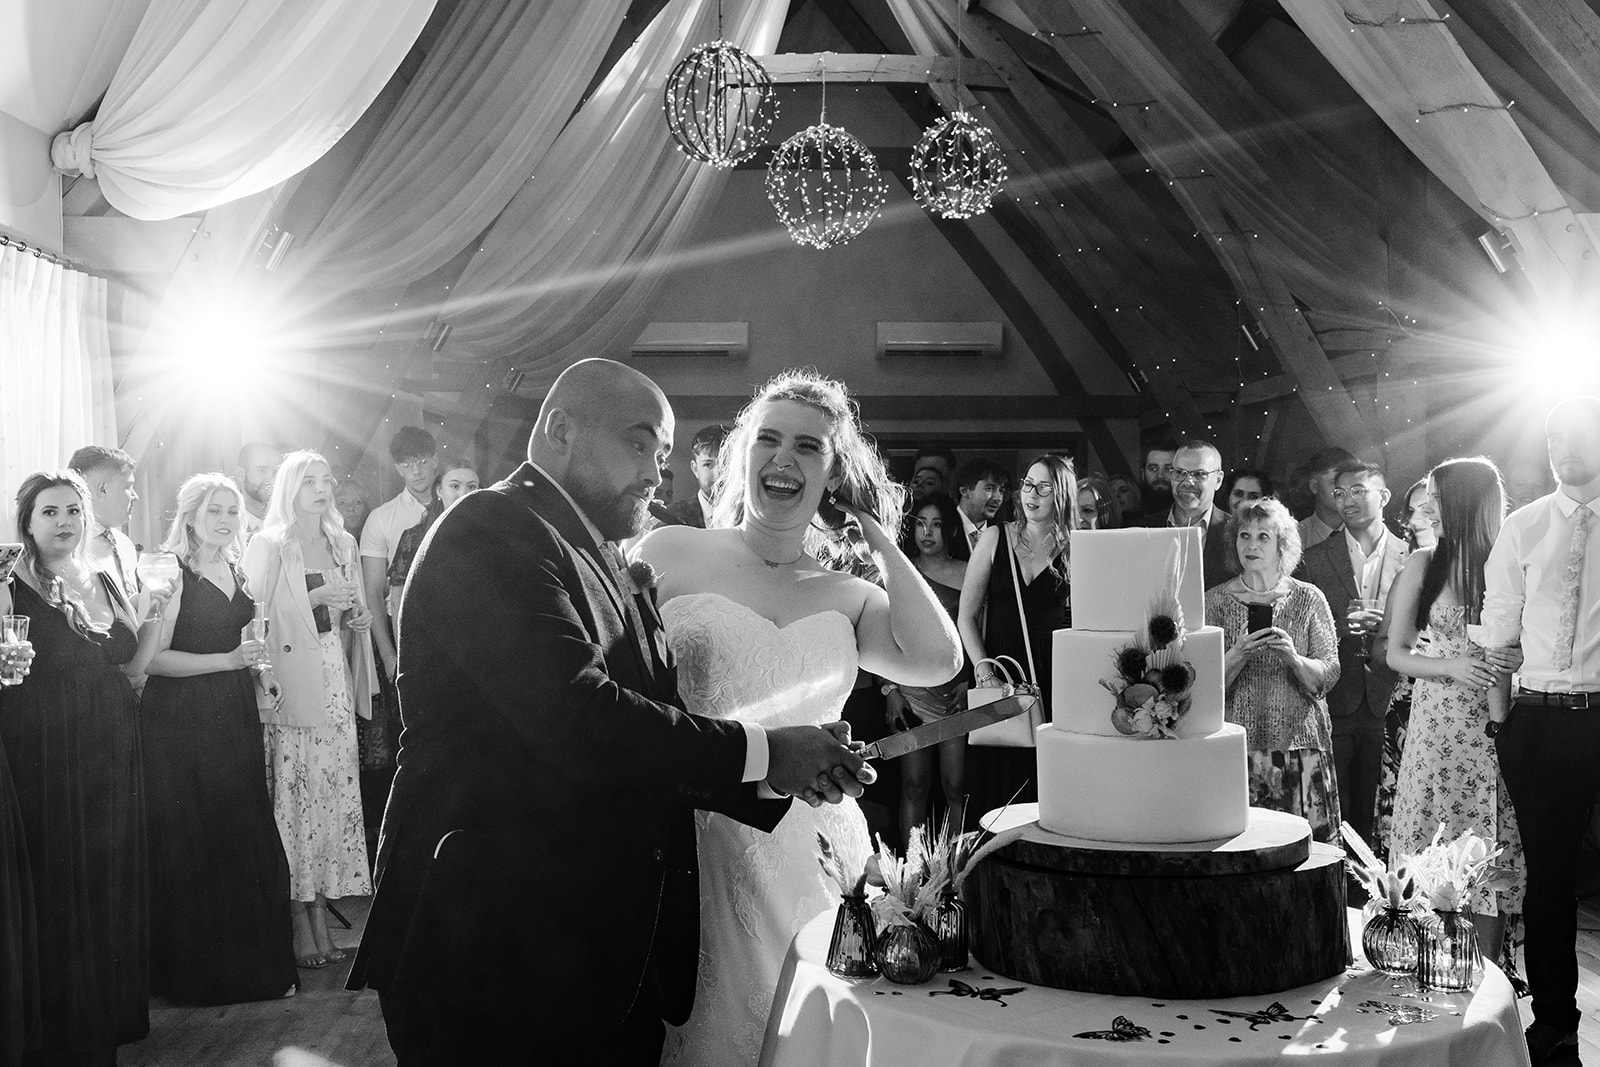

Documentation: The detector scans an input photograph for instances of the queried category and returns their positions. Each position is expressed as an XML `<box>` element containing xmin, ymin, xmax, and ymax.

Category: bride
<box><xmin>637</xmin><ymin>370</ymin><xmax>961</xmax><ymax>1065</ymax></box>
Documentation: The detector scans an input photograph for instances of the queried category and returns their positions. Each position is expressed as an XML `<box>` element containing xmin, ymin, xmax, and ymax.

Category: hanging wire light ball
<box><xmin>765</xmin><ymin>123</ymin><xmax>888</xmax><ymax>249</ymax></box>
<box><xmin>910</xmin><ymin>110</ymin><xmax>1008</xmax><ymax>219</ymax></box>
<box><xmin>663</xmin><ymin>41</ymin><xmax>777</xmax><ymax>168</ymax></box>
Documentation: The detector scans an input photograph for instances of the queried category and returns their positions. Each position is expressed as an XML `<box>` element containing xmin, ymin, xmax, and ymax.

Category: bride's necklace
<box><xmin>739</xmin><ymin>530</ymin><xmax>804</xmax><ymax>568</ymax></box>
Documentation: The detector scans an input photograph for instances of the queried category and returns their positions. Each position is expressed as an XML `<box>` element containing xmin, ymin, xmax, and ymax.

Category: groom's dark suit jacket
<box><xmin>349</xmin><ymin>463</ymin><xmax>786</xmax><ymax>1028</ymax></box>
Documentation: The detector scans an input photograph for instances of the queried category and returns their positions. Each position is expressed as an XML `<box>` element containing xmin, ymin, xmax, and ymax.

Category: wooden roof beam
<box><xmin>759</xmin><ymin>53</ymin><xmax>1006</xmax><ymax>88</ymax></box>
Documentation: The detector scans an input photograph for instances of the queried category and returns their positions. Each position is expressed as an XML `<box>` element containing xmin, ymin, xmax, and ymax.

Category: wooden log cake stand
<box><xmin>967</xmin><ymin>805</ymin><xmax>1348</xmax><ymax>999</ymax></box>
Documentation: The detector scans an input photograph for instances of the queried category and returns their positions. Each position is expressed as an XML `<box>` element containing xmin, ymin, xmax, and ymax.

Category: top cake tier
<box><xmin>1071</xmin><ymin>527</ymin><xmax>1207</xmax><ymax>632</ymax></box>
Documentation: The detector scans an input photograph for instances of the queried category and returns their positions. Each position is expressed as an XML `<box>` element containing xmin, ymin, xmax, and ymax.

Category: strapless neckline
<box><xmin>662</xmin><ymin>590</ymin><xmax>851</xmax><ymax>634</ymax></box>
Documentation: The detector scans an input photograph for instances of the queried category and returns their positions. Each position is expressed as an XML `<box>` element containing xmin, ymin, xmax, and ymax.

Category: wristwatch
<box><xmin>1484</xmin><ymin>719</ymin><xmax>1504</xmax><ymax>738</ymax></box>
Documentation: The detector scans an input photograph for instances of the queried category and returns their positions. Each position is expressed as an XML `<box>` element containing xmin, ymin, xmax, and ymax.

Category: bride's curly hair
<box><xmin>710</xmin><ymin>369</ymin><xmax>905</xmax><ymax>564</ymax></box>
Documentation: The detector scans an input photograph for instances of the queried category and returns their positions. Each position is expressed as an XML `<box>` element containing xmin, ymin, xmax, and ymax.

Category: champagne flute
<box><xmin>0</xmin><ymin>615</ymin><xmax>29</xmax><ymax>686</ymax></box>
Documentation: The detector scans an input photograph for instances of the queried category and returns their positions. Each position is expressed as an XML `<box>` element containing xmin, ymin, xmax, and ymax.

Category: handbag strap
<box><xmin>1005</xmin><ymin>527</ymin><xmax>1039</xmax><ymax>687</ymax></box>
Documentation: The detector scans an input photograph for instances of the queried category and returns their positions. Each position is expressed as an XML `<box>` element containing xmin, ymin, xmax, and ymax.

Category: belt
<box><xmin>1515</xmin><ymin>690</ymin><xmax>1598</xmax><ymax>710</ymax></box>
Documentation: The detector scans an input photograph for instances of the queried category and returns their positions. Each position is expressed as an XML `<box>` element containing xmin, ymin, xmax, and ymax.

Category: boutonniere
<box><xmin>626</xmin><ymin>558</ymin><xmax>660</xmax><ymax>598</ymax></box>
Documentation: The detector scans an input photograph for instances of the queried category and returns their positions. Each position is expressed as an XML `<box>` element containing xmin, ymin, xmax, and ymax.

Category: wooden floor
<box><xmin>121</xmin><ymin>896</ymin><xmax>395</xmax><ymax>1067</ymax></box>
<box><xmin>114</xmin><ymin>894</ymin><xmax>1600</xmax><ymax>1066</ymax></box>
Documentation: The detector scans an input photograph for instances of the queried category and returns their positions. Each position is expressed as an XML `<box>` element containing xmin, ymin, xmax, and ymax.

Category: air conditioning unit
<box><xmin>876</xmin><ymin>321</ymin><xmax>1002</xmax><ymax>358</ymax></box>
<box><xmin>630</xmin><ymin>322</ymin><xmax>749</xmax><ymax>359</ymax></box>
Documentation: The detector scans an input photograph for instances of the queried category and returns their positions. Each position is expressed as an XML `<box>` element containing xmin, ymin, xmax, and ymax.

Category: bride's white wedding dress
<box><xmin>659</xmin><ymin>592</ymin><xmax>869</xmax><ymax>1067</ymax></box>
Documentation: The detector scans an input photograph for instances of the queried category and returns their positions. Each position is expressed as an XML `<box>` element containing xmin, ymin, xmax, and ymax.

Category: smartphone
<box><xmin>0</xmin><ymin>544</ymin><xmax>21</xmax><ymax>584</ymax></box>
<box><xmin>1246</xmin><ymin>601</ymin><xmax>1274</xmax><ymax>634</ymax></box>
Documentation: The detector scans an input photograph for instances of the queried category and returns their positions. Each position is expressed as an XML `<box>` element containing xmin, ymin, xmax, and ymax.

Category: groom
<box><xmin>349</xmin><ymin>359</ymin><xmax>872</xmax><ymax>1063</ymax></box>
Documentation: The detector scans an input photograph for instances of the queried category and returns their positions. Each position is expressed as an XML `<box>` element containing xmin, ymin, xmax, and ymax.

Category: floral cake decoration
<box><xmin>1100</xmin><ymin>586</ymin><xmax>1197</xmax><ymax>740</ymax></box>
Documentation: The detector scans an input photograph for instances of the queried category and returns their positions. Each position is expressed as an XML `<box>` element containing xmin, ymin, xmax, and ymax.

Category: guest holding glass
<box><xmin>242</xmin><ymin>451</ymin><xmax>376</xmax><ymax>971</ymax></box>
<box><xmin>0</xmin><ymin>576</ymin><xmax>38</xmax><ymax>1067</ymax></box>
<box><xmin>132</xmin><ymin>473</ymin><xmax>296</xmax><ymax>1003</ymax></box>
<box><xmin>887</xmin><ymin>492</ymin><xmax>971</xmax><ymax>840</ymax></box>
<box><xmin>1205</xmin><ymin>498</ymin><xmax>1342</xmax><ymax>842</ymax></box>
<box><xmin>0</xmin><ymin>470</ymin><xmax>151</xmax><ymax>1063</ymax></box>
<box><xmin>1385</xmin><ymin>457</ymin><xmax>1524</xmax><ymax>968</ymax></box>
<box><xmin>959</xmin><ymin>455</ymin><xmax>1075</xmax><ymax>822</ymax></box>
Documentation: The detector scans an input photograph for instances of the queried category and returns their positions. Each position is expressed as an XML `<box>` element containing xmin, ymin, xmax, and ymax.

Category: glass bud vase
<box><xmin>825</xmin><ymin>894</ymin><xmax>878</xmax><ymax>978</ymax></box>
<box><xmin>876</xmin><ymin>922</ymin><xmax>940</xmax><ymax>985</ymax></box>
<box><xmin>1417</xmin><ymin>909</ymin><xmax>1482</xmax><ymax>992</ymax></box>
<box><xmin>931</xmin><ymin>888</ymin><xmax>968</xmax><ymax>972</ymax></box>
<box><xmin>1361</xmin><ymin>902</ymin><xmax>1420</xmax><ymax>976</ymax></box>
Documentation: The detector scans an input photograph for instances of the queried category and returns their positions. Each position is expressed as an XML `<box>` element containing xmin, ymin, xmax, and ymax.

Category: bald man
<box><xmin>349</xmin><ymin>359</ymin><xmax>871</xmax><ymax>1064</ymax></box>
<box><xmin>234</xmin><ymin>442</ymin><xmax>282</xmax><ymax>541</ymax></box>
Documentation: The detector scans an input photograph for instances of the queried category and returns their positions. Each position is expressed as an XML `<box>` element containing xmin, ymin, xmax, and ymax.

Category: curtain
<box><xmin>440</xmin><ymin>0</ymin><xmax>790</xmax><ymax>383</ymax></box>
<box><xmin>49</xmin><ymin>0</ymin><xmax>435</xmax><ymax>221</ymax></box>
<box><xmin>0</xmin><ymin>246</ymin><xmax>118</xmax><ymax>539</ymax></box>
<box><xmin>297</xmin><ymin>0</ymin><xmax>633</xmax><ymax>291</ymax></box>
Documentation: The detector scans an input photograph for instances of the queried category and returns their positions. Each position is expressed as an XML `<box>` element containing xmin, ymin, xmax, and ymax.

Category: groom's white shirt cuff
<box><xmin>528</xmin><ymin>462</ymin><xmax>785</xmax><ymax>801</ymax></box>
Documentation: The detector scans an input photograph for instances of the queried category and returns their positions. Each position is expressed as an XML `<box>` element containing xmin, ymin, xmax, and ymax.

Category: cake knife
<box><xmin>859</xmin><ymin>693</ymin><xmax>1039</xmax><ymax>760</ymax></box>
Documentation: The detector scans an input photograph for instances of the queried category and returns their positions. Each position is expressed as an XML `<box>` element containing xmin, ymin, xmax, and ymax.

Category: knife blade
<box><xmin>860</xmin><ymin>693</ymin><xmax>1038</xmax><ymax>760</ymax></box>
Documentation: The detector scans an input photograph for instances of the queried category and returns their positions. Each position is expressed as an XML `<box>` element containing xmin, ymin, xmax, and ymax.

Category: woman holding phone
<box><xmin>1204</xmin><ymin>498</ymin><xmax>1342</xmax><ymax>841</ymax></box>
<box><xmin>241</xmin><ymin>451</ymin><xmax>376</xmax><ymax>970</ymax></box>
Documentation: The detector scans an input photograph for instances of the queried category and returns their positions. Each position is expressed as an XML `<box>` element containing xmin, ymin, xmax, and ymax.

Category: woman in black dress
<box><xmin>0</xmin><ymin>470</ymin><xmax>148</xmax><ymax>1064</ymax></box>
<box><xmin>957</xmin><ymin>454</ymin><xmax>1075</xmax><ymax>824</ymax></box>
<box><xmin>132</xmin><ymin>473</ymin><xmax>296</xmax><ymax>1003</ymax></box>
<box><xmin>0</xmin><ymin>576</ymin><xmax>39</xmax><ymax>1067</ymax></box>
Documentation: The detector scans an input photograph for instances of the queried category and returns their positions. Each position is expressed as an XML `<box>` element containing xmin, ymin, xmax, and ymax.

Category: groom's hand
<box><xmin>767</xmin><ymin>725</ymin><xmax>877</xmax><ymax>808</ymax></box>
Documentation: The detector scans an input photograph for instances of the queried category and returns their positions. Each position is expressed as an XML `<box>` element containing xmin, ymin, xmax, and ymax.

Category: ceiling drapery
<box><xmin>297</xmin><ymin>0</ymin><xmax>633</xmax><ymax>291</ymax></box>
<box><xmin>48</xmin><ymin>0</ymin><xmax>435</xmax><ymax>221</ymax></box>
<box><xmin>438</xmin><ymin>0</ymin><xmax>790</xmax><ymax>382</ymax></box>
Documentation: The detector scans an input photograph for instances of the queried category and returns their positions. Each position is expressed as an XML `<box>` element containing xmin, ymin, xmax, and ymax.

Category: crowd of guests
<box><xmin>1</xmin><ymin>395</ymin><xmax>1597</xmax><ymax>1066</ymax></box>
<box><xmin>0</xmin><ymin>427</ymin><xmax>481</xmax><ymax>1065</ymax></box>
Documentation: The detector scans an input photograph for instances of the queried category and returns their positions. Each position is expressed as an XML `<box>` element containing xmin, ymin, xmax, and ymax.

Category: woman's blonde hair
<box><xmin>1012</xmin><ymin>453</ymin><xmax>1077</xmax><ymax>563</ymax></box>
<box><xmin>710</xmin><ymin>369</ymin><xmax>904</xmax><ymax>562</ymax></box>
<box><xmin>264</xmin><ymin>450</ymin><xmax>351</xmax><ymax>562</ymax></box>
<box><xmin>1224</xmin><ymin>497</ymin><xmax>1303</xmax><ymax>577</ymax></box>
<box><xmin>160</xmin><ymin>472</ymin><xmax>246</xmax><ymax>568</ymax></box>
<box><xmin>13</xmin><ymin>469</ymin><xmax>108</xmax><ymax>636</ymax></box>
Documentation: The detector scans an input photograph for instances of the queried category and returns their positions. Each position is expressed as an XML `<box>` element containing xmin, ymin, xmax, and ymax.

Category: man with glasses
<box><xmin>1144</xmin><ymin>440</ymin><xmax>1228</xmax><ymax>587</ymax></box>
<box><xmin>1140</xmin><ymin>439</ymin><xmax>1178</xmax><ymax>517</ymax></box>
<box><xmin>1296</xmin><ymin>461</ymin><xmax>1405</xmax><ymax>846</ymax></box>
<box><xmin>362</xmin><ymin>426</ymin><xmax>440</xmax><ymax>685</ymax></box>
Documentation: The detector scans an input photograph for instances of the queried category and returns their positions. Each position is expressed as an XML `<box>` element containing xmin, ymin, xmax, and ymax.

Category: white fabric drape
<box><xmin>299</xmin><ymin>0</ymin><xmax>633</xmax><ymax>291</ymax></box>
<box><xmin>49</xmin><ymin>0</ymin><xmax>436</xmax><ymax>221</ymax></box>
<box><xmin>0</xmin><ymin>247</ymin><xmax>118</xmax><ymax>539</ymax></box>
<box><xmin>441</xmin><ymin>0</ymin><xmax>790</xmax><ymax>381</ymax></box>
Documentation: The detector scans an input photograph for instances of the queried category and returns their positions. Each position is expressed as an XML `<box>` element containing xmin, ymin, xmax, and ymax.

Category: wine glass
<box><xmin>1346</xmin><ymin>598</ymin><xmax>1381</xmax><ymax>657</ymax></box>
<box><xmin>0</xmin><ymin>615</ymin><xmax>29</xmax><ymax>686</ymax></box>
<box><xmin>136</xmin><ymin>551</ymin><xmax>180</xmax><ymax>595</ymax></box>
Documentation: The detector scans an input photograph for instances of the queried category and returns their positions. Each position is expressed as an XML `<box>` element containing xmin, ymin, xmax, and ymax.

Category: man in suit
<box><xmin>1295</xmin><ymin>461</ymin><xmax>1405</xmax><ymax>845</ymax></box>
<box><xmin>1145</xmin><ymin>440</ymin><xmax>1229</xmax><ymax>588</ymax></box>
<box><xmin>665</xmin><ymin>423</ymin><xmax>727</xmax><ymax>528</ymax></box>
<box><xmin>349</xmin><ymin>359</ymin><xmax>871</xmax><ymax>1064</ymax></box>
<box><xmin>955</xmin><ymin>458</ymin><xmax>1007</xmax><ymax>550</ymax></box>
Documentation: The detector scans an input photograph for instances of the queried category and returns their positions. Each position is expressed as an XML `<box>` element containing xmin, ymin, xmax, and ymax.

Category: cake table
<box><xmin>756</xmin><ymin>908</ymin><xmax>1531</xmax><ymax>1067</ymax></box>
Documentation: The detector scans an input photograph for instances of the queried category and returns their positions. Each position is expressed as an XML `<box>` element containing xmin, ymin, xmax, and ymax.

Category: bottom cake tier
<box><xmin>967</xmin><ymin>807</ymin><xmax>1348</xmax><ymax>998</ymax></box>
<box><xmin>1036</xmin><ymin>721</ymin><xmax>1250</xmax><ymax>844</ymax></box>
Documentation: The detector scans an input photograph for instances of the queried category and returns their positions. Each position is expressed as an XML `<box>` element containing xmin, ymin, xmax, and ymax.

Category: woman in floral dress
<box><xmin>1386</xmin><ymin>457</ymin><xmax>1524</xmax><ymax>965</ymax></box>
<box><xmin>243</xmin><ymin>450</ymin><xmax>377</xmax><ymax>970</ymax></box>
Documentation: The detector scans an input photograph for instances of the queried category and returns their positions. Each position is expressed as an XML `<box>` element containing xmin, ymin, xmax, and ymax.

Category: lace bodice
<box><xmin>661</xmin><ymin>592</ymin><xmax>859</xmax><ymax>729</ymax></box>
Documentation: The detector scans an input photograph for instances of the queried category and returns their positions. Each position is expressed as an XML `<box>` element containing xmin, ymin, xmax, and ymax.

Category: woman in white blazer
<box><xmin>242</xmin><ymin>450</ymin><xmax>377</xmax><ymax>970</ymax></box>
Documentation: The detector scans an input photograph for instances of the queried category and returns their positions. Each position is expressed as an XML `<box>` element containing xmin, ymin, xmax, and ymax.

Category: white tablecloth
<box><xmin>758</xmin><ymin>910</ymin><xmax>1530</xmax><ymax>1066</ymax></box>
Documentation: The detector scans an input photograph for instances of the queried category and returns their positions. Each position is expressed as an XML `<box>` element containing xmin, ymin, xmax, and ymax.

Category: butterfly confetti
<box><xmin>1209</xmin><ymin>1001</ymin><xmax>1319</xmax><ymax>1031</ymax></box>
<box><xmin>1356</xmin><ymin>999</ymin><xmax>1438</xmax><ymax>1025</ymax></box>
<box><xmin>927</xmin><ymin>979</ymin><xmax>1026</xmax><ymax>1007</ymax></box>
<box><xmin>1073</xmin><ymin>1016</ymin><xmax>1151</xmax><ymax>1041</ymax></box>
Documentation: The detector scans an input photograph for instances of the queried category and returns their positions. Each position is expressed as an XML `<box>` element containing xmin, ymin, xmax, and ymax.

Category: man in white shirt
<box><xmin>955</xmin><ymin>458</ymin><xmax>1007</xmax><ymax>550</ymax></box>
<box><xmin>1296</xmin><ymin>445</ymin><xmax>1358</xmax><ymax>550</ymax></box>
<box><xmin>67</xmin><ymin>445</ymin><xmax>140</xmax><ymax>601</ymax></box>
<box><xmin>1483</xmin><ymin>395</ymin><xmax>1600</xmax><ymax>1066</ymax></box>
<box><xmin>235</xmin><ymin>442</ymin><xmax>283</xmax><ymax>542</ymax></box>
<box><xmin>1295</xmin><ymin>461</ymin><xmax>1405</xmax><ymax>845</ymax></box>
<box><xmin>665</xmin><ymin>424</ymin><xmax>727</xmax><ymax>529</ymax></box>
<box><xmin>1144</xmin><ymin>440</ymin><xmax>1228</xmax><ymax>585</ymax></box>
<box><xmin>362</xmin><ymin>426</ymin><xmax>438</xmax><ymax>683</ymax></box>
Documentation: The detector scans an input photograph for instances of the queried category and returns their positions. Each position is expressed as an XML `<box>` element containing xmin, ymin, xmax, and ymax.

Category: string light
<box><xmin>910</xmin><ymin>111</ymin><xmax>1008</xmax><ymax>219</ymax></box>
<box><xmin>662</xmin><ymin>26</ymin><xmax>777</xmax><ymax>168</ymax></box>
<box><xmin>765</xmin><ymin>58</ymin><xmax>886</xmax><ymax>249</ymax></box>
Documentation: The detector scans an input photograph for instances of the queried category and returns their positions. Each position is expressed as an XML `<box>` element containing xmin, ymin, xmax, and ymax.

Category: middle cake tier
<box><xmin>1052</xmin><ymin>625</ymin><xmax>1226</xmax><ymax>739</ymax></box>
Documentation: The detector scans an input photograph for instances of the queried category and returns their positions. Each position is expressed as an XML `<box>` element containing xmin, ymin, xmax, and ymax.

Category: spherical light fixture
<box><xmin>663</xmin><ymin>40</ymin><xmax>777</xmax><ymax>168</ymax></box>
<box><xmin>765</xmin><ymin>123</ymin><xmax>888</xmax><ymax>250</ymax></box>
<box><xmin>910</xmin><ymin>110</ymin><xmax>1008</xmax><ymax>219</ymax></box>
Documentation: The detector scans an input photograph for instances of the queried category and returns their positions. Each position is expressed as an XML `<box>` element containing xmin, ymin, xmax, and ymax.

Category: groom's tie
<box><xmin>1554</xmin><ymin>503</ymin><xmax>1593</xmax><ymax>672</ymax></box>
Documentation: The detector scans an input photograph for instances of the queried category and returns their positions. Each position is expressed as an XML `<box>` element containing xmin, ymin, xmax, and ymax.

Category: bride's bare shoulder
<box><xmin>635</xmin><ymin>524</ymin><xmax>736</xmax><ymax>566</ymax></box>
